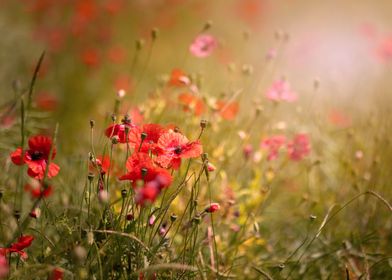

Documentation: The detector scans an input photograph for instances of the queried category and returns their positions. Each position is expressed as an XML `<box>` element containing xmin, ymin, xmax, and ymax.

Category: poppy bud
<box><xmin>90</xmin><ymin>120</ymin><xmax>95</xmax><ymax>128</ymax></box>
<box><xmin>141</xmin><ymin>168</ymin><xmax>148</xmax><ymax>178</ymax></box>
<box><xmin>200</xmin><ymin>119</ymin><xmax>208</xmax><ymax>129</ymax></box>
<box><xmin>87</xmin><ymin>173</ymin><xmax>94</xmax><ymax>182</ymax></box>
<box><xmin>121</xmin><ymin>189</ymin><xmax>127</xmax><ymax>199</ymax></box>
<box><xmin>207</xmin><ymin>162</ymin><xmax>216</xmax><ymax>172</ymax></box>
<box><xmin>203</xmin><ymin>20</ymin><xmax>213</xmax><ymax>31</ymax></box>
<box><xmin>136</xmin><ymin>39</ymin><xmax>145</xmax><ymax>50</ymax></box>
<box><xmin>111</xmin><ymin>114</ymin><xmax>116</xmax><ymax>122</ymax></box>
<box><xmin>30</xmin><ymin>208</ymin><xmax>41</xmax><ymax>219</ymax></box>
<box><xmin>149</xmin><ymin>215</ymin><xmax>156</xmax><ymax>226</ymax></box>
<box><xmin>170</xmin><ymin>213</ymin><xmax>177</xmax><ymax>222</ymax></box>
<box><xmin>111</xmin><ymin>136</ymin><xmax>119</xmax><ymax>144</ymax></box>
<box><xmin>14</xmin><ymin>210</ymin><xmax>21</xmax><ymax>220</ymax></box>
<box><xmin>192</xmin><ymin>215</ymin><xmax>201</xmax><ymax>224</ymax></box>
<box><xmin>98</xmin><ymin>190</ymin><xmax>109</xmax><ymax>204</ymax></box>
<box><xmin>141</xmin><ymin>132</ymin><xmax>148</xmax><ymax>141</ymax></box>
<box><xmin>205</xmin><ymin>203</ymin><xmax>220</xmax><ymax>213</ymax></box>
<box><xmin>151</xmin><ymin>28</ymin><xmax>159</xmax><ymax>40</ymax></box>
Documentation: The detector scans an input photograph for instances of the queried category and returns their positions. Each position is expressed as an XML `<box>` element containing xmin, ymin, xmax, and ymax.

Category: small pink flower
<box><xmin>189</xmin><ymin>34</ymin><xmax>217</xmax><ymax>58</ymax></box>
<box><xmin>287</xmin><ymin>134</ymin><xmax>311</xmax><ymax>161</ymax></box>
<box><xmin>261</xmin><ymin>135</ymin><xmax>286</xmax><ymax>161</ymax></box>
<box><xmin>205</xmin><ymin>203</ymin><xmax>220</xmax><ymax>213</ymax></box>
<box><xmin>266</xmin><ymin>79</ymin><xmax>297</xmax><ymax>102</ymax></box>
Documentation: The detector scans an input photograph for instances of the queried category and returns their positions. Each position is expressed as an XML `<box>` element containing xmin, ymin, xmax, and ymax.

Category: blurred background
<box><xmin>1</xmin><ymin>0</ymin><xmax>392</xmax><ymax>150</ymax></box>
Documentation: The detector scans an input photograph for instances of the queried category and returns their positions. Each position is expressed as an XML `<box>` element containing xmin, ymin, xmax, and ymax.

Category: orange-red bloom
<box><xmin>155</xmin><ymin>131</ymin><xmax>203</xmax><ymax>169</ymax></box>
<box><xmin>10</xmin><ymin>135</ymin><xmax>60</xmax><ymax>180</ymax></box>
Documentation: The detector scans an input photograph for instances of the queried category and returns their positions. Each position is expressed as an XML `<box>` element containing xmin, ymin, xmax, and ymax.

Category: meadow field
<box><xmin>0</xmin><ymin>1</ymin><xmax>392</xmax><ymax>279</ymax></box>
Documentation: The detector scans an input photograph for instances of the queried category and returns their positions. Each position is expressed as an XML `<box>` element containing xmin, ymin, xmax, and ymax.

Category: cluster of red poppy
<box><xmin>10</xmin><ymin>135</ymin><xmax>59</xmax><ymax>200</ymax></box>
<box><xmin>106</xmin><ymin>120</ymin><xmax>202</xmax><ymax>205</ymax></box>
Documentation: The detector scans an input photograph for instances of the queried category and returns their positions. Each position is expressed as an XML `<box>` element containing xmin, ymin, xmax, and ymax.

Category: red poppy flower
<box><xmin>119</xmin><ymin>153</ymin><xmax>172</xmax><ymax>189</ymax></box>
<box><xmin>135</xmin><ymin>181</ymin><xmax>160</xmax><ymax>205</ymax></box>
<box><xmin>155</xmin><ymin>131</ymin><xmax>203</xmax><ymax>169</ymax></box>
<box><xmin>178</xmin><ymin>93</ymin><xmax>205</xmax><ymax>116</ymax></box>
<box><xmin>168</xmin><ymin>69</ymin><xmax>190</xmax><ymax>87</ymax></box>
<box><xmin>90</xmin><ymin>156</ymin><xmax>111</xmax><ymax>174</ymax></box>
<box><xmin>50</xmin><ymin>267</ymin><xmax>64</xmax><ymax>280</ymax></box>
<box><xmin>10</xmin><ymin>135</ymin><xmax>60</xmax><ymax>180</ymax></box>
<box><xmin>216</xmin><ymin>100</ymin><xmax>239</xmax><ymax>120</ymax></box>
<box><xmin>105</xmin><ymin>121</ymin><xmax>137</xmax><ymax>143</ymax></box>
<box><xmin>24</xmin><ymin>183</ymin><xmax>53</xmax><ymax>199</ymax></box>
<box><xmin>0</xmin><ymin>235</ymin><xmax>34</xmax><ymax>259</ymax></box>
<box><xmin>129</xmin><ymin>124</ymin><xmax>166</xmax><ymax>154</ymax></box>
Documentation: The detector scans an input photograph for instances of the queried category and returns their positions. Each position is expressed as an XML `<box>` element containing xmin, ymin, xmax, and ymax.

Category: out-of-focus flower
<box><xmin>36</xmin><ymin>92</ymin><xmax>59</xmax><ymax>111</ymax></box>
<box><xmin>261</xmin><ymin>135</ymin><xmax>286</xmax><ymax>161</ymax></box>
<box><xmin>81</xmin><ymin>48</ymin><xmax>100</xmax><ymax>68</ymax></box>
<box><xmin>156</xmin><ymin>131</ymin><xmax>203</xmax><ymax>169</ymax></box>
<box><xmin>178</xmin><ymin>93</ymin><xmax>205</xmax><ymax>116</ymax></box>
<box><xmin>376</xmin><ymin>36</ymin><xmax>392</xmax><ymax>62</ymax></box>
<box><xmin>243</xmin><ymin>144</ymin><xmax>253</xmax><ymax>160</ymax></box>
<box><xmin>215</xmin><ymin>100</ymin><xmax>239</xmax><ymax>120</ymax></box>
<box><xmin>24</xmin><ymin>181</ymin><xmax>53</xmax><ymax>199</ymax></box>
<box><xmin>328</xmin><ymin>109</ymin><xmax>351</xmax><ymax>128</ymax></box>
<box><xmin>189</xmin><ymin>34</ymin><xmax>217</xmax><ymax>58</ymax></box>
<box><xmin>168</xmin><ymin>69</ymin><xmax>190</xmax><ymax>87</ymax></box>
<box><xmin>50</xmin><ymin>267</ymin><xmax>64</xmax><ymax>280</ymax></box>
<box><xmin>10</xmin><ymin>135</ymin><xmax>60</xmax><ymax>179</ymax></box>
<box><xmin>287</xmin><ymin>134</ymin><xmax>311</xmax><ymax>161</ymax></box>
<box><xmin>266</xmin><ymin>79</ymin><xmax>297</xmax><ymax>102</ymax></box>
<box><xmin>0</xmin><ymin>254</ymin><xmax>8</xmax><ymax>279</ymax></box>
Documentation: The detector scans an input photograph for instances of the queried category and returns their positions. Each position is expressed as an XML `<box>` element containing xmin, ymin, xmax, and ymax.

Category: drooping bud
<box><xmin>205</xmin><ymin>203</ymin><xmax>220</xmax><ymax>213</ymax></box>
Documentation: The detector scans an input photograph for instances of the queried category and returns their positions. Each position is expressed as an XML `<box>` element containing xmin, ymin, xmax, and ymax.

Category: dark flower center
<box><xmin>31</xmin><ymin>151</ymin><xmax>43</xmax><ymax>161</ymax></box>
<box><xmin>174</xmin><ymin>146</ymin><xmax>182</xmax><ymax>155</ymax></box>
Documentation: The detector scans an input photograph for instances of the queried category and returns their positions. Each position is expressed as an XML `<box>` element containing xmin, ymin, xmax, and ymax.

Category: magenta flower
<box><xmin>287</xmin><ymin>134</ymin><xmax>311</xmax><ymax>161</ymax></box>
<box><xmin>261</xmin><ymin>135</ymin><xmax>286</xmax><ymax>161</ymax></box>
<box><xmin>266</xmin><ymin>79</ymin><xmax>297</xmax><ymax>102</ymax></box>
<box><xmin>189</xmin><ymin>34</ymin><xmax>217</xmax><ymax>58</ymax></box>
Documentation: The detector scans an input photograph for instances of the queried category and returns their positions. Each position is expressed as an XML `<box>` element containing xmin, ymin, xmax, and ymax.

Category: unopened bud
<box><xmin>200</xmin><ymin>119</ymin><xmax>208</xmax><ymax>129</ymax></box>
<box><xmin>136</xmin><ymin>39</ymin><xmax>145</xmax><ymax>50</ymax></box>
<box><xmin>170</xmin><ymin>213</ymin><xmax>177</xmax><ymax>222</ymax></box>
<box><xmin>111</xmin><ymin>136</ymin><xmax>119</xmax><ymax>144</ymax></box>
<box><xmin>111</xmin><ymin>114</ymin><xmax>116</xmax><ymax>122</ymax></box>
<box><xmin>90</xmin><ymin>120</ymin><xmax>95</xmax><ymax>128</ymax></box>
<box><xmin>88</xmin><ymin>173</ymin><xmax>94</xmax><ymax>181</ymax></box>
<box><xmin>205</xmin><ymin>202</ymin><xmax>220</xmax><ymax>213</ymax></box>
<box><xmin>151</xmin><ymin>28</ymin><xmax>159</xmax><ymax>40</ymax></box>
<box><xmin>121</xmin><ymin>189</ymin><xmax>127</xmax><ymax>199</ymax></box>
<box><xmin>141</xmin><ymin>132</ymin><xmax>148</xmax><ymax>141</ymax></box>
<box><xmin>203</xmin><ymin>20</ymin><xmax>213</xmax><ymax>31</ymax></box>
<box><xmin>193</xmin><ymin>215</ymin><xmax>201</xmax><ymax>224</ymax></box>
